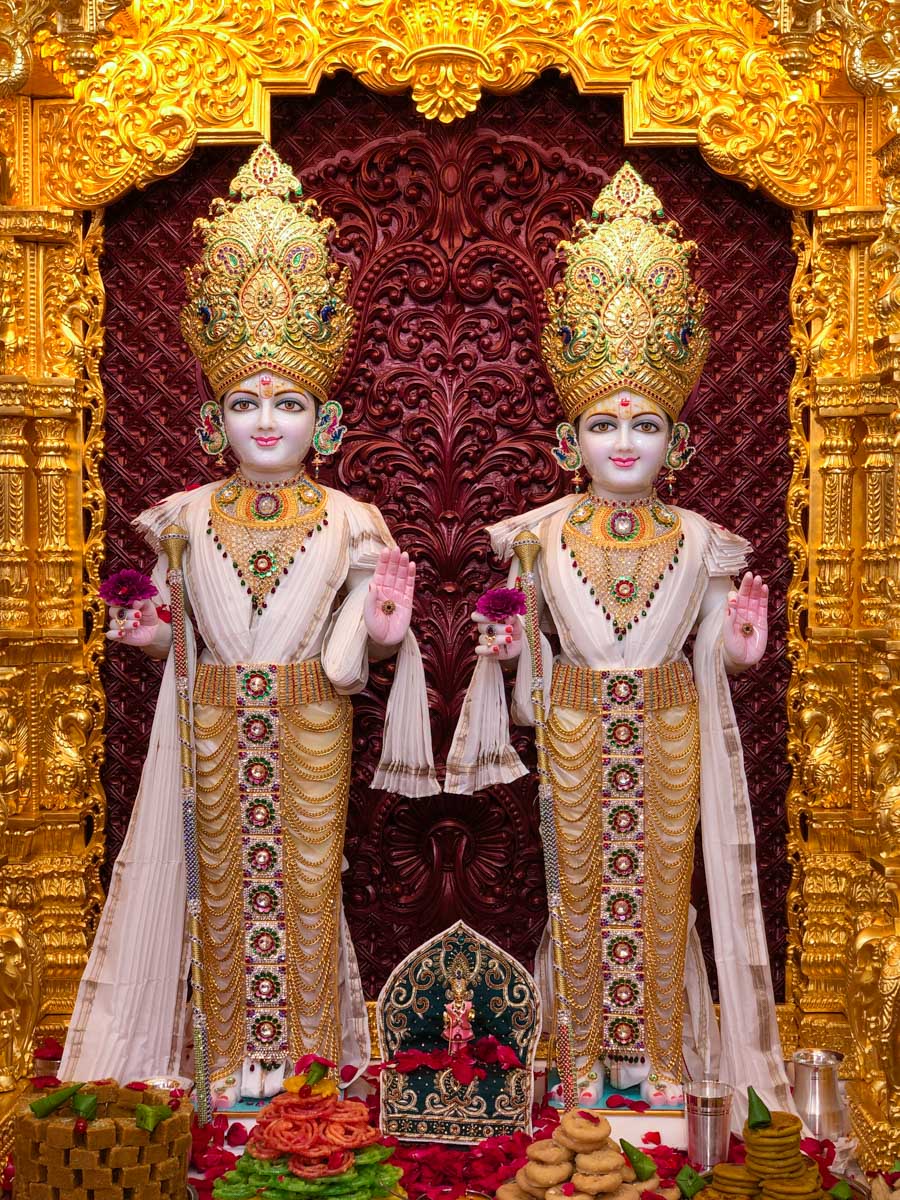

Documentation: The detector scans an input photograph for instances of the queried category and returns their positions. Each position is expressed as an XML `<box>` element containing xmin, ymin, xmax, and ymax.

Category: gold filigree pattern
<box><xmin>32</xmin><ymin>0</ymin><xmax>861</xmax><ymax>209</ymax></box>
<box><xmin>2</xmin><ymin>0</ymin><xmax>900</xmax><ymax>1167</ymax></box>
<box><xmin>377</xmin><ymin>921</ymin><xmax>540</xmax><ymax>1144</ymax></box>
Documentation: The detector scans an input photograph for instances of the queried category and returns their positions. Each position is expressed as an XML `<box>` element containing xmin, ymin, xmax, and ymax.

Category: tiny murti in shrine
<box><xmin>446</xmin><ymin>163</ymin><xmax>792</xmax><ymax>1126</ymax></box>
<box><xmin>58</xmin><ymin>142</ymin><xmax>438</xmax><ymax>1116</ymax></box>
<box><xmin>376</xmin><ymin>921</ymin><xmax>541</xmax><ymax>1145</ymax></box>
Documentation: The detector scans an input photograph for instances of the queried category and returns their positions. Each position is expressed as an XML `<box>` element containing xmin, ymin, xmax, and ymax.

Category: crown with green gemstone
<box><xmin>181</xmin><ymin>144</ymin><xmax>355</xmax><ymax>401</ymax></box>
<box><xmin>541</xmin><ymin>163</ymin><xmax>710</xmax><ymax>423</ymax></box>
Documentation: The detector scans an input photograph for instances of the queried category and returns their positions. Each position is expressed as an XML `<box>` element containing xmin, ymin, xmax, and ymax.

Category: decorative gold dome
<box><xmin>181</xmin><ymin>143</ymin><xmax>355</xmax><ymax>401</ymax></box>
<box><xmin>541</xmin><ymin>163</ymin><xmax>709</xmax><ymax>423</ymax></box>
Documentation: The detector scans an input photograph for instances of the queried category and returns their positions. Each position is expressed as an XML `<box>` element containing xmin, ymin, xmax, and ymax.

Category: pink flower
<box><xmin>475</xmin><ymin>587</ymin><xmax>526</xmax><ymax>621</ymax></box>
<box><xmin>99</xmin><ymin>570</ymin><xmax>157</xmax><ymax>606</ymax></box>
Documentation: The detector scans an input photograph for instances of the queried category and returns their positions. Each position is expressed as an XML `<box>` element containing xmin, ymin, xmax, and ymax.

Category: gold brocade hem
<box><xmin>546</xmin><ymin>662</ymin><xmax>699</xmax><ymax>1080</ymax></box>
<box><xmin>550</xmin><ymin>659</ymin><xmax>696</xmax><ymax>713</ymax></box>
<box><xmin>194</xmin><ymin>663</ymin><xmax>351</xmax><ymax>1078</ymax></box>
<box><xmin>195</xmin><ymin>658</ymin><xmax>337</xmax><ymax>707</ymax></box>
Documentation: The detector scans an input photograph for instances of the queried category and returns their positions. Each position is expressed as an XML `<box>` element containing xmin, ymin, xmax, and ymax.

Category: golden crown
<box><xmin>181</xmin><ymin>144</ymin><xmax>355</xmax><ymax>401</ymax></box>
<box><xmin>541</xmin><ymin>163</ymin><xmax>709</xmax><ymax>423</ymax></box>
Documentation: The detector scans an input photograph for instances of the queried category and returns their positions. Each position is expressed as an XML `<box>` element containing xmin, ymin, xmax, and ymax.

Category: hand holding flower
<box><xmin>105</xmin><ymin>597</ymin><xmax>160</xmax><ymax>647</ymax></box>
<box><xmin>472</xmin><ymin>587</ymin><xmax>526</xmax><ymax>661</ymax></box>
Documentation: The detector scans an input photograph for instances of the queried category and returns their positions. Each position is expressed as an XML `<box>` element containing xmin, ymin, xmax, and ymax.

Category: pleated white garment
<box><xmin>62</xmin><ymin>482</ymin><xmax>438</xmax><ymax>1087</ymax></box>
<box><xmin>446</xmin><ymin>495</ymin><xmax>794</xmax><ymax>1131</ymax></box>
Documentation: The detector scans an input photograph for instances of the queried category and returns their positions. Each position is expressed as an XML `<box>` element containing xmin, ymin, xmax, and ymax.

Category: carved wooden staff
<box><xmin>161</xmin><ymin>523</ymin><xmax>213</xmax><ymax>1126</ymax></box>
<box><xmin>513</xmin><ymin>529</ymin><xmax>576</xmax><ymax>1113</ymax></box>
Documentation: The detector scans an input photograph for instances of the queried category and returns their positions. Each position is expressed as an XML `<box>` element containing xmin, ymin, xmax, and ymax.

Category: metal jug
<box><xmin>792</xmin><ymin>1048</ymin><xmax>847</xmax><ymax>1139</ymax></box>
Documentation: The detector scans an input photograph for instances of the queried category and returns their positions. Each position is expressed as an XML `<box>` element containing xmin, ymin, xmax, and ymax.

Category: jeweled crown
<box><xmin>541</xmin><ymin>163</ymin><xmax>709</xmax><ymax>423</ymax></box>
<box><xmin>181</xmin><ymin>144</ymin><xmax>355</xmax><ymax>401</ymax></box>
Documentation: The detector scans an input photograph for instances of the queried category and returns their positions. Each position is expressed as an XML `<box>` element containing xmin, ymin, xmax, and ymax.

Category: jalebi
<box><xmin>321</xmin><ymin>1122</ymin><xmax>381</xmax><ymax>1150</ymax></box>
<box><xmin>288</xmin><ymin>1152</ymin><xmax>354</xmax><ymax>1179</ymax></box>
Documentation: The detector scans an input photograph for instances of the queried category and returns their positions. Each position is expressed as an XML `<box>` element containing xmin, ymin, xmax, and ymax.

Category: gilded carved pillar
<box><xmin>815</xmin><ymin>416</ymin><xmax>856</xmax><ymax>625</ymax></box>
<box><xmin>835</xmin><ymin>126</ymin><xmax>900</xmax><ymax>1167</ymax></box>
<box><xmin>0</xmin><ymin>150</ymin><xmax>104</xmax><ymax>1146</ymax></box>
<box><xmin>0</xmin><ymin>417</ymin><xmax>29</xmax><ymax>630</ymax></box>
<box><xmin>861</xmin><ymin>412</ymin><xmax>894</xmax><ymax>625</ymax></box>
<box><xmin>33</xmin><ymin>418</ymin><xmax>74</xmax><ymax>628</ymax></box>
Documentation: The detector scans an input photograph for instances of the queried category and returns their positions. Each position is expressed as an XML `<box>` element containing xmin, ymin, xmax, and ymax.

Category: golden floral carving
<box><xmin>861</xmin><ymin>413</ymin><xmax>895</xmax><ymax>626</ymax></box>
<box><xmin>34</xmin><ymin>0</ymin><xmax>859</xmax><ymax>208</ymax></box>
<box><xmin>0</xmin><ymin>909</ymin><xmax>41</xmax><ymax>1092</ymax></box>
<box><xmin>33</xmin><ymin>418</ymin><xmax>73</xmax><ymax>629</ymax></box>
<box><xmin>784</xmin><ymin>210</ymin><xmax>813</xmax><ymax>1032</ymax></box>
<box><xmin>0</xmin><ymin>236</ymin><xmax>25</xmax><ymax>375</ymax></box>
<box><xmin>790</xmin><ymin>667</ymin><xmax>852</xmax><ymax>808</ymax></box>
<box><xmin>0</xmin><ymin>672</ymin><xmax>28</xmax><ymax>826</ymax></box>
<box><xmin>815</xmin><ymin>416</ymin><xmax>856</xmax><ymax>626</ymax></box>
<box><xmin>38</xmin><ymin>667</ymin><xmax>96</xmax><ymax>810</ymax></box>
<box><xmin>0</xmin><ymin>418</ymin><xmax>29</xmax><ymax>632</ymax></box>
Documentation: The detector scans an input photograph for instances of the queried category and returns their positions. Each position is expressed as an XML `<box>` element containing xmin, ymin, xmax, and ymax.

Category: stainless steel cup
<box><xmin>792</xmin><ymin>1048</ymin><xmax>847</xmax><ymax>1139</ymax></box>
<box><xmin>685</xmin><ymin>1079</ymin><xmax>733</xmax><ymax>1172</ymax></box>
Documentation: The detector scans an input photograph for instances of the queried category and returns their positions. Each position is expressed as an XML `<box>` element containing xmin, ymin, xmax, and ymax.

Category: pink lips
<box><xmin>610</xmin><ymin>456</ymin><xmax>637</xmax><ymax>467</ymax></box>
<box><xmin>253</xmin><ymin>436</ymin><xmax>281</xmax><ymax>447</ymax></box>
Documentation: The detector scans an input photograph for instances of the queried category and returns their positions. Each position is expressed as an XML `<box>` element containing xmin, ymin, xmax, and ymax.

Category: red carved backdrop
<box><xmin>99</xmin><ymin>76</ymin><xmax>794</xmax><ymax>1000</ymax></box>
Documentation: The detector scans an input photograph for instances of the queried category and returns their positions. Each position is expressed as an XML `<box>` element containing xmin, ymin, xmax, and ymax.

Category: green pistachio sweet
<box><xmin>676</xmin><ymin>1165</ymin><xmax>708</xmax><ymax>1198</ymax></box>
<box><xmin>29</xmin><ymin>1083</ymin><xmax>84</xmax><ymax>1119</ymax></box>
<box><xmin>746</xmin><ymin>1085</ymin><xmax>772</xmax><ymax>1130</ymax></box>
<box><xmin>621</xmin><ymin>1139</ymin><xmax>659</xmax><ymax>1182</ymax></box>
<box><xmin>134</xmin><ymin>1103</ymin><xmax>174</xmax><ymax>1132</ymax></box>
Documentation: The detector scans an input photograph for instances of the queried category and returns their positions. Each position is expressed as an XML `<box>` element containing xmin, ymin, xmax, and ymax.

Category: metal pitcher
<box><xmin>792</xmin><ymin>1048</ymin><xmax>847</xmax><ymax>1138</ymax></box>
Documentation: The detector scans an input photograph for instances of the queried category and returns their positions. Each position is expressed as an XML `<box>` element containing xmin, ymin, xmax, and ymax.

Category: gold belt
<box><xmin>550</xmin><ymin>659</ymin><xmax>696</xmax><ymax>713</ymax></box>
<box><xmin>194</xmin><ymin>659</ymin><xmax>337</xmax><ymax>708</ymax></box>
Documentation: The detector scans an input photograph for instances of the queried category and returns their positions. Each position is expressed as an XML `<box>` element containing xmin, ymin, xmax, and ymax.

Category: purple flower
<box><xmin>476</xmin><ymin>587</ymin><xmax>527</xmax><ymax>621</ymax></box>
<box><xmin>99</xmin><ymin>569</ymin><xmax>158</xmax><ymax>606</ymax></box>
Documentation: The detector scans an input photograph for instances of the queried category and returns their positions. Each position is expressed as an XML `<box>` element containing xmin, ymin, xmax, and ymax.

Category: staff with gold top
<box><xmin>61</xmin><ymin>144</ymin><xmax>438</xmax><ymax>1108</ymax></box>
<box><xmin>447</xmin><ymin>163</ymin><xmax>793</xmax><ymax>1131</ymax></box>
<box><xmin>514</xmin><ymin>528</ymin><xmax>577</xmax><ymax>1112</ymax></box>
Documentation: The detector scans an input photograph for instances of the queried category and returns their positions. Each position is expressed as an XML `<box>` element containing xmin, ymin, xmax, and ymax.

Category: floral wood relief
<box><xmin>98</xmin><ymin>77</ymin><xmax>793</xmax><ymax>998</ymax></box>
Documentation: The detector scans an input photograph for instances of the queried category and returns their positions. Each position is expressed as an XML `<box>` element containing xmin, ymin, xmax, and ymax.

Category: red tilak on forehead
<box><xmin>619</xmin><ymin>395</ymin><xmax>630</xmax><ymax>407</ymax></box>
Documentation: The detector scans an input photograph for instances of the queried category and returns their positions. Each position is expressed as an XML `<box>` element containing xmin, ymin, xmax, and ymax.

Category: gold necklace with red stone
<box><xmin>561</xmin><ymin>491</ymin><xmax>683</xmax><ymax>640</ymax></box>
<box><xmin>207</xmin><ymin>470</ymin><xmax>328</xmax><ymax>615</ymax></box>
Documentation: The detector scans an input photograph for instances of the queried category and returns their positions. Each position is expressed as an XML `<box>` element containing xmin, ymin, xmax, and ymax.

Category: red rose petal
<box><xmin>643</xmin><ymin>1132</ymin><xmax>662</xmax><ymax>1145</ymax></box>
<box><xmin>33</xmin><ymin>1038</ymin><xmax>63</xmax><ymax>1059</ymax></box>
<box><xmin>606</xmin><ymin>1093</ymin><xmax>628</xmax><ymax>1108</ymax></box>
<box><xmin>340</xmin><ymin>1065</ymin><xmax>356</xmax><ymax>1083</ymax></box>
<box><xmin>125</xmin><ymin>1081</ymin><xmax>148</xmax><ymax>1091</ymax></box>
<box><xmin>225</xmin><ymin>1123</ymin><xmax>249</xmax><ymax>1147</ymax></box>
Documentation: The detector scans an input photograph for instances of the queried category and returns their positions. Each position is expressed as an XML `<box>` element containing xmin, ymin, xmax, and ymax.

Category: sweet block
<box><xmin>13</xmin><ymin>1081</ymin><xmax>192</xmax><ymax>1199</ymax></box>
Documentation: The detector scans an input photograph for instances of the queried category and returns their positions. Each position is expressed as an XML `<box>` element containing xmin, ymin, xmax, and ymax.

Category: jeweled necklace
<box><xmin>562</xmin><ymin>491</ymin><xmax>683</xmax><ymax>640</ymax></box>
<box><xmin>207</xmin><ymin>472</ymin><xmax>327</xmax><ymax>615</ymax></box>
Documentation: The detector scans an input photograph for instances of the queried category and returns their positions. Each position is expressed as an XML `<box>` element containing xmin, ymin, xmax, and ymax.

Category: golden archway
<box><xmin>2</xmin><ymin>0</ymin><xmax>900</xmax><ymax>1165</ymax></box>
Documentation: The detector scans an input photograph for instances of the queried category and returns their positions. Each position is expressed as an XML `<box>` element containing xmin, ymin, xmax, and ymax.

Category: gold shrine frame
<box><xmin>2</xmin><ymin>0</ymin><xmax>900</xmax><ymax>1168</ymax></box>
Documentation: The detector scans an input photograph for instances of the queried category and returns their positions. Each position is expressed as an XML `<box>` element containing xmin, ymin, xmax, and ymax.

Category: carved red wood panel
<box><xmin>99</xmin><ymin>75</ymin><xmax>794</xmax><ymax>1000</ymax></box>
